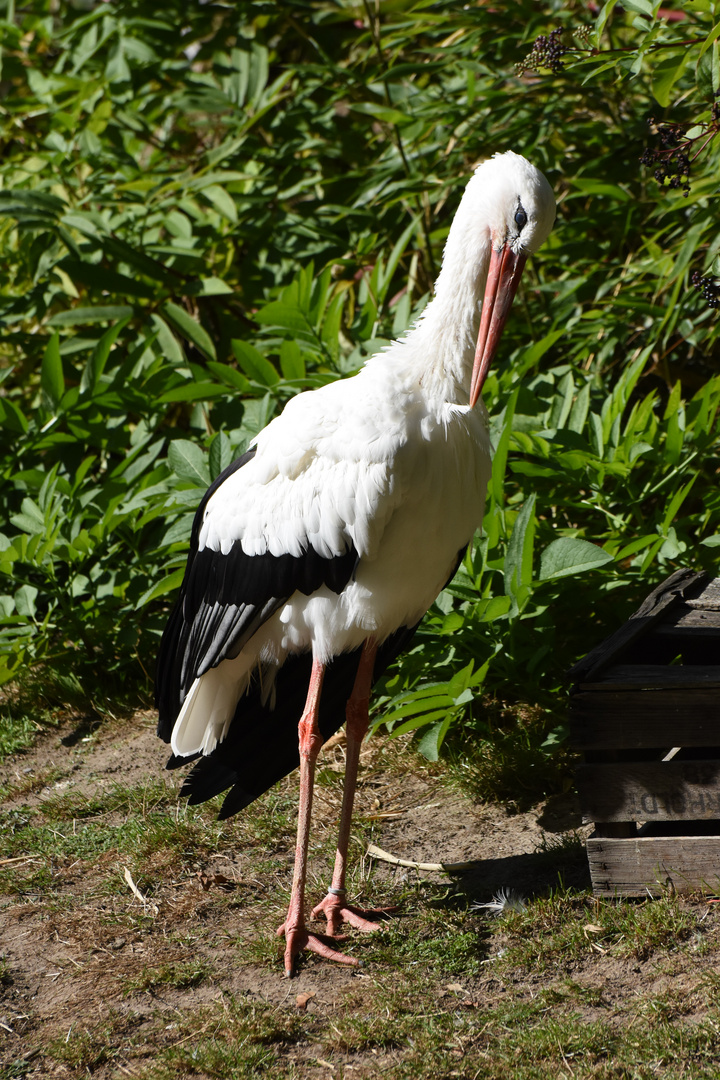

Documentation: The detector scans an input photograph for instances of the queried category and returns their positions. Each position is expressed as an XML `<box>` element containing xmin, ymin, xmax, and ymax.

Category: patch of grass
<box><xmin>46</xmin><ymin>1009</ymin><xmax>141</xmax><ymax>1072</ymax></box>
<box><xmin>151</xmin><ymin>997</ymin><xmax>308</xmax><ymax>1079</ymax></box>
<box><xmin>0</xmin><ymin>1055</ymin><xmax>39</xmax><ymax>1080</ymax></box>
<box><xmin>124</xmin><ymin>959</ymin><xmax>212</xmax><ymax>996</ymax></box>
<box><xmin>0</xmin><ymin>779</ymin><xmax>232</xmax><ymax>897</ymax></box>
<box><xmin>0</xmin><ymin>711</ymin><xmax>41</xmax><ymax>762</ymax></box>
<box><xmin>40</xmin><ymin>778</ymin><xmax>178</xmax><ymax>821</ymax></box>
<box><xmin>492</xmin><ymin>892</ymin><xmax>705</xmax><ymax>974</ymax></box>
<box><xmin>0</xmin><ymin>673</ymin><xmax>101</xmax><ymax>763</ymax></box>
<box><xmin>47</xmin><ymin>1029</ymin><xmax>112</xmax><ymax>1072</ymax></box>
<box><xmin>320</xmin><ymin>974</ymin><xmax>720</xmax><ymax>1079</ymax></box>
<box><xmin>447</xmin><ymin>704</ymin><xmax>574</xmax><ymax>812</ymax></box>
<box><xmin>368</xmin><ymin>912</ymin><xmax>484</xmax><ymax>976</ymax></box>
<box><xmin>0</xmin><ymin>765</ymin><xmax>69</xmax><ymax>803</ymax></box>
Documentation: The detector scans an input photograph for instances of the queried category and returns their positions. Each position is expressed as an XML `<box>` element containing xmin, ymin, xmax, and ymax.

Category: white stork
<box><xmin>156</xmin><ymin>151</ymin><xmax>556</xmax><ymax>976</ymax></box>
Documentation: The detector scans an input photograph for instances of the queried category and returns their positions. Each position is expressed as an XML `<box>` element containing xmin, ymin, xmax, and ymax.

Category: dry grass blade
<box><xmin>123</xmin><ymin>866</ymin><xmax>159</xmax><ymax>914</ymax></box>
<box><xmin>366</xmin><ymin>843</ymin><xmax>477</xmax><ymax>872</ymax></box>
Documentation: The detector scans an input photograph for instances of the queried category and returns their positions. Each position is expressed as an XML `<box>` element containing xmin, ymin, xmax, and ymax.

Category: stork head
<box><xmin>465</xmin><ymin>151</ymin><xmax>556</xmax><ymax>407</ymax></box>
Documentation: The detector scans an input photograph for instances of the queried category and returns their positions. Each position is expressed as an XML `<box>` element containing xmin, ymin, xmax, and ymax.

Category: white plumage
<box><xmin>174</xmin><ymin>380</ymin><xmax>490</xmax><ymax>757</ymax></box>
<box><xmin>156</xmin><ymin>149</ymin><xmax>556</xmax><ymax>975</ymax></box>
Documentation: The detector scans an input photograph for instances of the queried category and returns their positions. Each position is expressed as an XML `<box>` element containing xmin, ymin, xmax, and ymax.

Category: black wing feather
<box><xmin>155</xmin><ymin>446</ymin><xmax>358</xmax><ymax>741</ymax></box>
<box><xmin>176</xmin><ymin>545</ymin><xmax>469</xmax><ymax>819</ymax></box>
<box><xmin>179</xmin><ymin>621</ymin><xmax>419</xmax><ymax>819</ymax></box>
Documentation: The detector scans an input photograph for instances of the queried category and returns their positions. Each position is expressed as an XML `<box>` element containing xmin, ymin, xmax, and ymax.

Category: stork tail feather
<box><xmin>175</xmin><ymin>624</ymin><xmax>418</xmax><ymax>817</ymax></box>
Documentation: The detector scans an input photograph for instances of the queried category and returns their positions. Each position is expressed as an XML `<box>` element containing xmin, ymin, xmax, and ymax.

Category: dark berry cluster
<box><xmin>516</xmin><ymin>28</ymin><xmax>567</xmax><ymax>75</ymax></box>
<box><xmin>641</xmin><ymin>106</ymin><xmax>720</xmax><ymax>197</ymax></box>
<box><xmin>692</xmin><ymin>270</ymin><xmax>720</xmax><ymax>309</ymax></box>
<box><xmin>640</xmin><ymin>123</ymin><xmax>691</xmax><ymax>195</ymax></box>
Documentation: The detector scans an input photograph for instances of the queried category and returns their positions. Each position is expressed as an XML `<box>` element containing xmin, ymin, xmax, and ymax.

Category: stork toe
<box><xmin>311</xmin><ymin>892</ymin><xmax>398</xmax><ymax>936</ymax></box>
<box><xmin>277</xmin><ymin>920</ymin><xmax>358</xmax><ymax>977</ymax></box>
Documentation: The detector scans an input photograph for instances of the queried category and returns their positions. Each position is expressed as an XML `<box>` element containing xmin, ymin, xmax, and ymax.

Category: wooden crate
<box><xmin>569</xmin><ymin>568</ymin><xmax>720</xmax><ymax>897</ymax></box>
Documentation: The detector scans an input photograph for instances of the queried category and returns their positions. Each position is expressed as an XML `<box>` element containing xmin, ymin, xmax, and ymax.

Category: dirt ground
<box><xmin>4</xmin><ymin>712</ymin><xmax>715</xmax><ymax>1078</ymax></box>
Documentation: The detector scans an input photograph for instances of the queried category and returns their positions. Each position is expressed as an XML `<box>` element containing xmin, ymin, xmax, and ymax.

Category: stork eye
<box><xmin>514</xmin><ymin>208</ymin><xmax>527</xmax><ymax>229</ymax></box>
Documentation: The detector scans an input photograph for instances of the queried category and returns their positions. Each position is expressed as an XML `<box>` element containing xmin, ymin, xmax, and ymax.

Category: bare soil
<box><xmin>1</xmin><ymin>713</ymin><xmax>716</xmax><ymax>1078</ymax></box>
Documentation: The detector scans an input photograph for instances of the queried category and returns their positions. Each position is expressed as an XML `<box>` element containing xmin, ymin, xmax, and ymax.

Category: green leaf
<box><xmin>48</xmin><ymin>305</ymin><xmax>134</xmax><ymax>326</ymax></box>
<box><xmin>661</xmin><ymin>476</ymin><xmax>696</xmax><ymax>531</ymax></box>
<box><xmin>137</xmin><ymin>568</ymin><xmax>185</xmax><ymax>608</ymax></box>
<box><xmin>351</xmin><ymin>101</ymin><xmax>410</xmax><ymax>125</ymax></box>
<box><xmin>184</xmin><ymin>277</ymin><xmax>234</xmax><ymax>296</ymax></box>
<box><xmin>167</xmin><ymin>440</ymin><xmax>211</xmax><ymax>488</ymax></box>
<box><xmin>619</xmin><ymin>0</ymin><xmax>653</xmax><ymax>15</ymax></box>
<box><xmin>201</xmin><ymin>185</ymin><xmax>238</xmax><ymax>223</ymax></box>
<box><xmin>206</xmin><ymin>361</ymin><xmax>251</xmax><ymax>393</ymax></box>
<box><xmin>60</xmin><ymin>259</ymin><xmax>157</xmax><ymax>299</ymax></box>
<box><xmin>41</xmin><ymin>332</ymin><xmax>64</xmax><ymax>413</ymax></box>
<box><xmin>254</xmin><ymin>301</ymin><xmax>315</xmax><ymax>341</ymax></box>
<box><xmin>384</xmin><ymin>696</ymin><xmax>453</xmax><ymax>722</ymax></box>
<box><xmin>0</xmin><ymin>398</ymin><xmax>28</xmax><ymax>433</ymax></box>
<box><xmin>14</xmin><ymin>584</ymin><xmax>38</xmax><ymax>618</ymax></box>
<box><xmin>279</xmin><ymin>340</ymin><xmax>305</xmax><ymax>381</ymax></box>
<box><xmin>570</xmin><ymin>179</ymin><xmax>631</xmax><ymax>202</ymax></box>
<box><xmin>652</xmin><ymin>51</ymin><xmax>690</xmax><ymax>108</ymax></box>
<box><xmin>151</xmin><ymin>314</ymin><xmax>185</xmax><ymax>365</ymax></box>
<box><xmin>80</xmin><ymin>318</ymin><xmax>130</xmax><ymax>394</ymax></box>
<box><xmin>209</xmin><ymin>431</ymin><xmax>233</xmax><ymax>480</ymax></box>
<box><xmin>539</xmin><ymin>538</ymin><xmax>613</xmax><ymax>580</ymax></box>
<box><xmin>490</xmin><ymin>389</ymin><xmax>518</xmax><ymax>507</ymax></box>
<box><xmin>417</xmin><ymin>717</ymin><xmax>453</xmax><ymax>762</ymax></box>
<box><xmin>0</xmin><ymin>189</ymin><xmax>64</xmax><ymax>222</ymax></box>
<box><xmin>11</xmin><ymin>498</ymin><xmax>45</xmax><ymax>536</ymax></box>
<box><xmin>628</xmin><ymin>441</ymin><xmax>653</xmax><ymax>463</ymax></box>
<box><xmin>158</xmin><ymin>381</ymin><xmax>228</xmax><ymax>403</ymax></box>
<box><xmin>476</xmin><ymin>595</ymin><xmax>512</xmax><ymax>622</ymax></box>
<box><xmin>568</xmin><ymin>382</ymin><xmax>590</xmax><ymax>434</ymax></box>
<box><xmin>698</xmin><ymin>21</ymin><xmax>720</xmax><ymax>61</ymax></box>
<box><xmin>163</xmin><ymin>302</ymin><xmax>217</xmax><ymax>361</ymax></box>
<box><xmin>504</xmin><ymin>494</ymin><xmax>536</xmax><ymax>598</ymax></box>
<box><xmin>231</xmin><ymin>339</ymin><xmax>279</xmax><ymax>386</ymax></box>
<box><xmin>390</xmin><ymin>710</ymin><xmax>450</xmax><ymax>738</ymax></box>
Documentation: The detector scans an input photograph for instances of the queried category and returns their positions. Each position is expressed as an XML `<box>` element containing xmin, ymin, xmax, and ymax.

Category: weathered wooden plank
<box><xmin>687</xmin><ymin>578</ymin><xmax>720</xmax><ymax>609</ymax></box>
<box><xmin>587</xmin><ymin>836</ymin><xmax>720</xmax><ymax>896</ymax></box>
<box><xmin>582</xmin><ymin>664</ymin><xmax>720</xmax><ymax>691</ymax></box>
<box><xmin>654</xmin><ymin>606</ymin><xmax>720</xmax><ymax>631</ymax></box>
<box><xmin>577</xmin><ymin>760</ymin><xmax>720</xmax><ymax>822</ymax></box>
<box><xmin>570</xmin><ymin>689</ymin><xmax>720</xmax><ymax>749</ymax></box>
<box><xmin>567</xmin><ymin>569</ymin><xmax>709</xmax><ymax>684</ymax></box>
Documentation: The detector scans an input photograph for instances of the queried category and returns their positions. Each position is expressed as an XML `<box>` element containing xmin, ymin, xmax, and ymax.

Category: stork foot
<box><xmin>277</xmin><ymin>921</ymin><xmax>359</xmax><ymax>978</ymax></box>
<box><xmin>311</xmin><ymin>890</ymin><xmax>398</xmax><ymax>937</ymax></box>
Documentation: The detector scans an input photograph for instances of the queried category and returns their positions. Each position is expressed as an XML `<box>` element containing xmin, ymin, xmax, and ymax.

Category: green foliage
<box><xmin>0</xmin><ymin>1</ymin><xmax>718</xmax><ymax>768</ymax></box>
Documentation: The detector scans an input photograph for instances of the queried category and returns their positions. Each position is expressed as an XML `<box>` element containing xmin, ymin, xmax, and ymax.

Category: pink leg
<box><xmin>277</xmin><ymin>658</ymin><xmax>359</xmax><ymax>977</ymax></box>
<box><xmin>312</xmin><ymin>638</ymin><xmax>397</xmax><ymax>936</ymax></box>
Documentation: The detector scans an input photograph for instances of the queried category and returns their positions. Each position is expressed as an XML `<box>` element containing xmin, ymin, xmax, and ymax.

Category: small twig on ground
<box><xmin>366</xmin><ymin>843</ymin><xmax>477</xmax><ymax>872</ymax></box>
<box><xmin>123</xmin><ymin>866</ymin><xmax>159</xmax><ymax>914</ymax></box>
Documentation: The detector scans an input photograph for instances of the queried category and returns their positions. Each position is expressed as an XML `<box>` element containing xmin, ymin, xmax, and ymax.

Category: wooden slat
<box><xmin>577</xmin><ymin>760</ymin><xmax>720</xmax><ymax>822</ymax></box>
<box><xmin>570</xmin><ymin>689</ymin><xmax>719</xmax><ymax>749</ymax></box>
<box><xmin>687</xmin><ymin>578</ymin><xmax>720</xmax><ymax>609</ymax></box>
<box><xmin>567</xmin><ymin>569</ymin><xmax>709</xmax><ymax>684</ymax></box>
<box><xmin>587</xmin><ymin>836</ymin><xmax>720</xmax><ymax>896</ymax></box>
<box><xmin>582</xmin><ymin>664</ymin><xmax>720</xmax><ymax>691</ymax></box>
<box><xmin>654</xmin><ymin>606</ymin><xmax>720</xmax><ymax>631</ymax></box>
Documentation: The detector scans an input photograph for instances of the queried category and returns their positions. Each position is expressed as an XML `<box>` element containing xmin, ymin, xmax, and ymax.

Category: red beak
<box><xmin>469</xmin><ymin>243</ymin><xmax>527</xmax><ymax>408</ymax></box>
